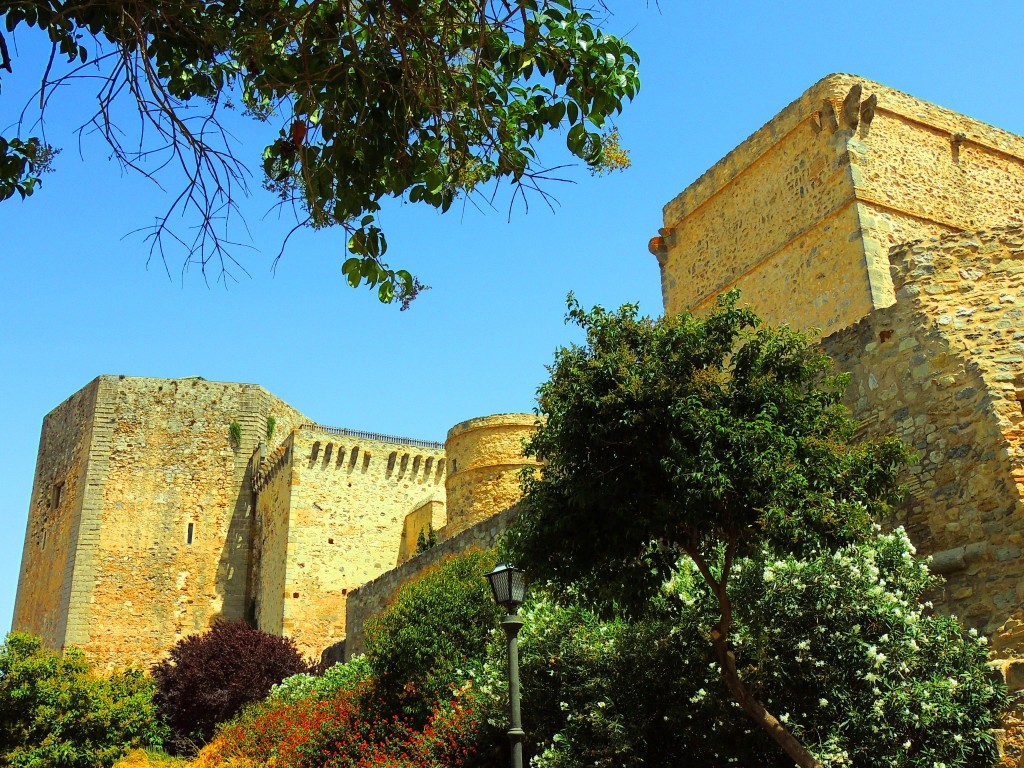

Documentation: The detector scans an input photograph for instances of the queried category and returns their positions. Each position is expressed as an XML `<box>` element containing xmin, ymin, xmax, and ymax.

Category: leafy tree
<box><xmin>0</xmin><ymin>632</ymin><xmax>166</xmax><ymax>768</ymax></box>
<box><xmin>507</xmin><ymin>291</ymin><xmax>911</xmax><ymax>768</ymax></box>
<box><xmin>1</xmin><ymin>0</ymin><xmax>640</xmax><ymax>302</ymax></box>
<box><xmin>151</xmin><ymin>619</ymin><xmax>309</xmax><ymax>754</ymax></box>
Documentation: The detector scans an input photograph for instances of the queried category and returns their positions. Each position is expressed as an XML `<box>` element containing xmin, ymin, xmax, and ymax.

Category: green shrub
<box><xmin>0</xmin><ymin>632</ymin><xmax>166</xmax><ymax>768</ymax></box>
<box><xmin>152</xmin><ymin>620</ymin><xmax>308</xmax><ymax>754</ymax></box>
<box><xmin>476</xmin><ymin>529</ymin><xmax>1005</xmax><ymax>768</ymax></box>
<box><xmin>268</xmin><ymin>655</ymin><xmax>373</xmax><ymax>704</ymax></box>
<box><xmin>364</xmin><ymin>549</ymin><xmax>500</xmax><ymax>723</ymax></box>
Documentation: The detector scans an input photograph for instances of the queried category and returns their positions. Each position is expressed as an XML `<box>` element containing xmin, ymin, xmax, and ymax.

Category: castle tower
<box><xmin>651</xmin><ymin>73</ymin><xmax>1024</xmax><ymax>335</ymax></box>
<box><xmin>444</xmin><ymin>414</ymin><xmax>540</xmax><ymax>537</ymax></box>
<box><xmin>13</xmin><ymin>375</ymin><xmax>308</xmax><ymax>669</ymax></box>
<box><xmin>653</xmin><ymin>75</ymin><xmax>1024</xmax><ymax>756</ymax></box>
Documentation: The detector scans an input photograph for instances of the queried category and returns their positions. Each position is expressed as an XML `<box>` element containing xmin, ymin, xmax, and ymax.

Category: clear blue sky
<box><xmin>3</xmin><ymin>1</ymin><xmax>1024</xmax><ymax>635</ymax></box>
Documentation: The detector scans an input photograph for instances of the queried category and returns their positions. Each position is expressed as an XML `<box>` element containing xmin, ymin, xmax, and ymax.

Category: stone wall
<box><xmin>13</xmin><ymin>375</ymin><xmax>308</xmax><ymax>670</ymax></box>
<box><xmin>823</xmin><ymin>227</ymin><xmax>1024</xmax><ymax>650</ymax></box>
<box><xmin>344</xmin><ymin>504</ymin><xmax>519</xmax><ymax>659</ymax></box>
<box><xmin>396</xmin><ymin>499</ymin><xmax>446</xmax><ymax>566</ymax></box>
<box><xmin>444</xmin><ymin>414</ymin><xmax>539</xmax><ymax>537</ymax></box>
<box><xmin>252</xmin><ymin>438</ymin><xmax>294</xmax><ymax>635</ymax></box>
<box><xmin>269</xmin><ymin>428</ymin><xmax>446</xmax><ymax>660</ymax></box>
<box><xmin>654</xmin><ymin>74</ymin><xmax>1024</xmax><ymax>335</ymax></box>
<box><xmin>13</xmin><ymin>377</ymin><xmax>101</xmax><ymax>650</ymax></box>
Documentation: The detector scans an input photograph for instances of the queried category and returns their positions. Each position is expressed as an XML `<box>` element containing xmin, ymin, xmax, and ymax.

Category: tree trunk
<box><xmin>686</xmin><ymin>542</ymin><xmax>822</xmax><ymax>768</ymax></box>
<box><xmin>709</xmin><ymin>628</ymin><xmax>822</xmax><ymax>768</ymax></box>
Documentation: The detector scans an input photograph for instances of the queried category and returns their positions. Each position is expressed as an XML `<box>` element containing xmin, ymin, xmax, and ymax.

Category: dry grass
<box><xmin>113</xmin><ymin>749</ymin><xmax>190</xmax><ymax>768</ymax></box>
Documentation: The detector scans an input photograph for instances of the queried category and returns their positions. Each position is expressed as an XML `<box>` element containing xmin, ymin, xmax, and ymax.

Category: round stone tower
<box><xmin>444</xmin><ymin>413</ymin><xmax>540</xmax><ymax>537</ymax></box>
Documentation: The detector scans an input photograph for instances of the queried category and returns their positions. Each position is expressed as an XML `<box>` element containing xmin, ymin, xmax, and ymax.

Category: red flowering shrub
<box><xmin>199</xmin><ymin>676</ymin><xmax>482</xmax><ymax>768</ymax></box>
<box><xmin>152</xmin><ymin>620</ymin><xmax>309</xmax><ymax>754</ymax></box>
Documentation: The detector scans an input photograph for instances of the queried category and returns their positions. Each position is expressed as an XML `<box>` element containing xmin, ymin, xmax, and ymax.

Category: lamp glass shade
<box><xmin>486</xmin><ymin>564</ymin><xmax>527</xmax><ymax>610</ymax></box>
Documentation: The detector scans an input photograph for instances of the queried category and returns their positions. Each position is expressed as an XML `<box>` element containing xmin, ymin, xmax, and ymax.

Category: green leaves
<box><xmin>0</xmin><ymin>632</ymin><xmax>167</xmax><ymax>767</ymax></box>
<box><xmin>2</xmin><ymin>0</ymin><xmax>640</xmax><ymax>301</ymax></box>
<box><xmin>0</xmin><ymin>137</ymin><xmax>56</xmax><ymax>201</ymax></box>
<box><xmin>510</xmin><ymin>290</ymin><xmax>910</xmax><ymax>607</ymax></box>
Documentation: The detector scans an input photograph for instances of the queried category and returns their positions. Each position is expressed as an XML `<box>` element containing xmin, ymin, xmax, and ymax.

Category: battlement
<box><xmin>653</xmin><ymin>73</ymin><xmax>1024</xmax><ymax>334</ymax></box>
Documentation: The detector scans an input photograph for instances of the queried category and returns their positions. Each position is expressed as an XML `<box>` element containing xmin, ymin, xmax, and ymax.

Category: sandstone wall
<box><xmin>655</xmin><ymin>74</ymin><xmax>1024</xmax><ymax>335</ymax></box>
<box><xmin>271</xmin><ymin>428</ymin><xmax>446</xmax><ymax>660</ymax></box>
<box><xmin>252</xmin><ymin>438</ymin><xmax>294</xmax><ymax>635</ymax></box>
<box><xmin>444</xmin><ymin>414</ymin><xmax>539</xmax><ymax>537</ymax></box>
<box><xmin>396</xmin><ymin>499</ymin><xmax>446</xmax><ymax>566</ymax></box>
<box><xmin>823</xmin><ymin>227</ymin><xmax>1024</xmax><ymax>647</ymax></box>
<box><xmin>13</xmin><ymin>378</ymin><xmax>102</xmax><ymax>648</ymax></box>
<box><xmin>344</xmin><ymin>504</ymin><xmax>519</xmax><ymax>659</ymax></box>
<box><xmin>16</xmin><ymin>375</ymin><xmax>308</xmax><ymax>670</ymax></box>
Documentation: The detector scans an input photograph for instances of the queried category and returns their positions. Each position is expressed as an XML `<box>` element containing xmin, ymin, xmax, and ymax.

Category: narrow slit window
<box><xmin>187</xmin><ymin>523</ymin><xmax>194</xmax><ymax>545</ymax></box>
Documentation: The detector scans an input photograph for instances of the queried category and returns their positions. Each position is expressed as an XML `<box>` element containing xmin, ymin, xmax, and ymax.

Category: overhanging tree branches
<box><xmin>1</xmin><ymin>0</ymin><xmax>640</xmax><ymax>303</ymax></box>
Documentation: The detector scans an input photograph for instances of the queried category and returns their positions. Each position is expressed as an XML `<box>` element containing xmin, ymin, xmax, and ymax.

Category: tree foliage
<box><xmin>151</xmin><ymin>619</ymin><xmax>309</xmax><ymax>754</ymax></box>
<box><xmin>507</xmin><ymin>291</ymin><xmax>912</xmax><ymax>767</ymax></box>
<box><xmin>0</xmin><ymin>632</ymin><xmax>166</xmax><ymax>768</ymax></box>
<box><xmin>475</xmin><ymin>530</ymin><xmax>1004</xmax><ymax>768</ymax></box>
<box><xmin>1</xmin><ymin>0</ymin><xmax>640</xmax><ymax>301</ymax></box>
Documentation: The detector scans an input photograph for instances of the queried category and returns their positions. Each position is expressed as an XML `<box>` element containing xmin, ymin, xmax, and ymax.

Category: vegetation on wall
<box><xmin>0</xmin><ymin>632</ymin><xmax>166</xmax><ymax>768</ymax></box>
<box><xmin>151</xmin><ymin>620</ymin><xmax>308</xmax><ymax>755</ymax></box>
<box><xmin>265</xmin><ymin>415</ymin><xmax>276</xmax><ymax>442</ymax></box>
<box><xmin>415</xmin><ymin>522</ymin><xmax>439</xmax><ymax>554</ymax></box>
<box><xmin>227</xmin><ymin>420</ymin><xmax>242</xmax><ymax>447</ymax></box>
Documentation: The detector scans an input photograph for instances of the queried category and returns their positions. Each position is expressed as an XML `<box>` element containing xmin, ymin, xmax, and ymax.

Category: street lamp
<box><xmin>486</xmin><ymin>563</ymin><xmax>527</xmax><ymax>768</ymax></box>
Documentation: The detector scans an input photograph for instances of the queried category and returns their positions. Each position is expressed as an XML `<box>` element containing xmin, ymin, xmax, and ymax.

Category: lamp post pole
<box><xmin>501</xmin><ymin>612</ymin><xmax>525</xmax><ymax>768</ymax></box>
<box><xmin>486</xmin><ymin>563</ymin><xmax>528</xmax><ymax>768</ymax></box>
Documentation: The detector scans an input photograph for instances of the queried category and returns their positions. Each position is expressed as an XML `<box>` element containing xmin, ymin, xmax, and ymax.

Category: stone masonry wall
<box><xmin>13</xmin><ymin>378</ymin><xmax>100</xmax><ymax>649</ymax></box>
<box><xmin>15</xmin><ymin>375</ymin><xmax>308</xmax><ymax>670</ymax></box>
<box><xmin>655</xmin><ymin>74</ymin><xmax>1024</xmax><ymax>335</ymax></box>
<box><xmin>270</xmin><ymin>428</ymin><xmax>446</xmax><ymax>660</ymax></box>
<box><xmin>344</xmin><ymin>504</ymin><xmax>519</xmax><ymax>659</ymax></box>
<box><xmin>444</xmin><ymin>414</ymin><xmax>539</xmax><ymax>537</ymax></box>
<box><xmin>252</xmin><ymin>437</ymin><xmax>294</xmax><ymax>635</ymax></box>
<box><xmin>822</xmin><ymin>227</ymin><xmax>1024</xmax><ymax>647</ymax></box>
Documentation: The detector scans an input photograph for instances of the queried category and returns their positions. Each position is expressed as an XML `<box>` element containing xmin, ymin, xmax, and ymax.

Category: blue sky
<box><xmin>3</xmin><ymin>0</ymin><xmax>1024</xmax><ymax>635</ymax></box>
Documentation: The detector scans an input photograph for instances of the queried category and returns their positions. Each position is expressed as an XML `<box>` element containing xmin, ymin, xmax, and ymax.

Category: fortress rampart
<box><xmin>13</xmin><ymin>377</ymin><xmax>536</xmax><ymax>667</ymax></box>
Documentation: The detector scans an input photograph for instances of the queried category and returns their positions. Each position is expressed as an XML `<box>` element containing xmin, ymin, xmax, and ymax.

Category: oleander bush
<box><xmin>472</xmin><ymin>528</ymin><xmax>1005</xmax><ymax>768</ymax></box>
<box><xmin>152</xmin><ymin>619</ymin><xmax>309</xmax><ymax>754</ymax></box>
<box><xmin>0</xmin><ymin>632</ymin><xmax>166</xmax><ymax>768</ymax></box>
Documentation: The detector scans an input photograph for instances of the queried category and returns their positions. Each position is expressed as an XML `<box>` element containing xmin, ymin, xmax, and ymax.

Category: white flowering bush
<box><xmin>477</xmin><ymin>529</ymin><xmax>1004</xmax><ymax>768</ymax></box>
<box><xmin>268</xmin><ymin>655</ymin><xmax>372</xmax><ymax>703</ymax></box>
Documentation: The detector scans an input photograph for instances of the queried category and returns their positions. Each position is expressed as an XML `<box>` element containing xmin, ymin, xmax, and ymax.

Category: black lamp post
<box><xmin>486</xmin><ymin>563</ymin><xmax>527</xmax><ymax>768</ymax></box>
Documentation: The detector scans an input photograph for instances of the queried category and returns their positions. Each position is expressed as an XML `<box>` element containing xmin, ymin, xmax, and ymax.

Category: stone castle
<box><xmin>14</xmin><ymin>74</ymin><xmax>1024</xmax><ymax>705</ymax></box>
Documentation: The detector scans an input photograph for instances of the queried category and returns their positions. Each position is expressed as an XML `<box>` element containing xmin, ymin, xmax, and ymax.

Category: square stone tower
<box><xmin>652</xmin><ymin>73</ymin><xmax>1024</xmax><ymax>334</ymax></box>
